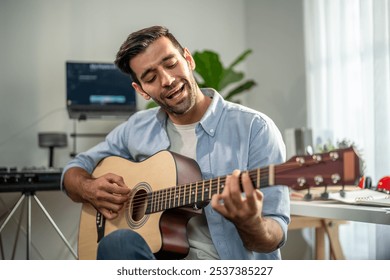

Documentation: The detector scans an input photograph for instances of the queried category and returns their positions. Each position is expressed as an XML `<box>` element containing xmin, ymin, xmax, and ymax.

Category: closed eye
<box><xmin>166</xmin><ymin>61</ymin><xmax>178</xmax><ymax>69</ymax></box>
<box><xmin>144</xmin><ymin>75</ymin><xmax>156</xmax><ymax>83</ymax></box>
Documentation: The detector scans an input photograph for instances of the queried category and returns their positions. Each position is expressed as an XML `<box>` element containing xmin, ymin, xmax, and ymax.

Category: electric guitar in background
<box><xmin>77</xmin><ymin>147</ymin><xmax>362</xmax><ymax>259</ymax></box>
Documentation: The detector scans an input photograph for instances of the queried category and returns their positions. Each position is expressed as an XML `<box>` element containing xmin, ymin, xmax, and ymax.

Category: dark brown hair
<box><xmin>115</xmin><ymin>26</ymin><xmax>184</xmax><ymax>84</ymax></box>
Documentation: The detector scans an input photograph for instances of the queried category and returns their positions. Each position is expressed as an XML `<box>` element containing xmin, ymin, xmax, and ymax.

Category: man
<box><xmin>62</xmin><ymin>25</ymin><xmax>290</xmax><ymax>260</ymax></box>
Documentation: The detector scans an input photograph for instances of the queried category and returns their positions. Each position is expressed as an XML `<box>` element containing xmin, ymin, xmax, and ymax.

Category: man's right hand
<box><xmin>63</xmin><ymin>167</ymin><xmax>131</xmax><ymax>220</ymax></box>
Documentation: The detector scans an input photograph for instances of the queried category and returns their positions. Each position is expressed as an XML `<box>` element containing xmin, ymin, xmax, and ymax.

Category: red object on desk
<box><xmin>358</xmin><ymin>176</ymin><xmax>365</xmax><ymax>188</ymax></box>
<box><xmin>357</xmin><ymin>176</ymin><xmax>371</xmax><ymax>189</ymax></box>
<box><xmin>377</xmin><ymin>176</ymin><xmax>390</xmax><ymax>192</ymax></box>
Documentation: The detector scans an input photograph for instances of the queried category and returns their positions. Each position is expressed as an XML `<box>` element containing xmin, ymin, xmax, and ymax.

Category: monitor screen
<box><xmin>66</xmin><ymin>61</ymin><xmax>137</xmax><ymax>120</ymax></box>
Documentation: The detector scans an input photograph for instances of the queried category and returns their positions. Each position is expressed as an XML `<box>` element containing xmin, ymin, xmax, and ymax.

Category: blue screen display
<box><xmin>66</xmin><ymin>62</ymin><xmax>137</xmax><ymax>119</ymax></box>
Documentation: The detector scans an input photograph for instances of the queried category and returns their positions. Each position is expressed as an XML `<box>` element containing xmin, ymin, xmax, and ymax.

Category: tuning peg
<box><xmin>320</xmin><ymin>184</ymin><xmax>329</xmax><ymax>199</ymax></box>
<box><xmin>321</xmin><ymin>191</ymin><xmax>329</xmax><ymax>199</ymax></box>
<box><xmin>312</xmin><ymin>154</ymin><xmax>322</xmax><ymax>162</ymax></box>
<box><xmin>296</xmin><ymin>157</ymin><xmax>305</xmax><ymax>165</ymax></box>
<box><xmin>303</xmin><ymin>190</ymin><xmax>312</xmax><ymax>201</ymax></box>
<box><xmin>329</xmin><ymin>151</ymin><xmax>340</xmax><ymax>161</ymax></box>
<box><xmin>314</xmin><ymin>175</ymin><xmax>324</xmax><ymax>185</ymax></box>
<box><xmin>297</xmin><ymin>177</ymin><xmax>306</xmax><ymax>187</ymax></box>
<box><xmin>331</xmin><ymin>174</ymin><xmax>341</xmax><ymax>184</ymax></box>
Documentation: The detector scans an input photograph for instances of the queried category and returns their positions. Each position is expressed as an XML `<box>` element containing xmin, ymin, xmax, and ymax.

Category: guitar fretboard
<box><xmin>145</xmin><ymin>166</ymin><xmax>273</xmax><ymax>214</ymax></box>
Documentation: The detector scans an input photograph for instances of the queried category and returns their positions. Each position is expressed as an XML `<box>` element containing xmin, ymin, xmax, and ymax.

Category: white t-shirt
<box><xmin>166</xmin><ymin>119</ymin><xmax>219</xmax><ymax>259</ymax></box>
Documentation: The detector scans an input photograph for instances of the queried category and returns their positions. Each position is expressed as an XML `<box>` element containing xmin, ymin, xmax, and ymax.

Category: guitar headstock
<box><xmin>275</xmin><ymin>147</ymin><xmax>363</xmax><ymax>190</ymax></box>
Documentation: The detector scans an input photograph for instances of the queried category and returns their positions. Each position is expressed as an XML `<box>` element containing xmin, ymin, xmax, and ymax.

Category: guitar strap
<box><xmin>96</xmin><ymin>211</ymin><xmax>106</xmax><ymax>243</ymax></box>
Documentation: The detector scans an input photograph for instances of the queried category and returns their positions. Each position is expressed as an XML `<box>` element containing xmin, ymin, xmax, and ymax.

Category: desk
<box><xmin>289</xmin><ymin>200</ymin><xmax>390</xmax><ymax>260</ymax></box>
<box><xmin>289</xmin><ymin>215</ymin><xmax>346</xmax><ymax>259</ymax></box>
<box><xmin>290</xmin><ymin>200</ymin><xmax>390</xmax><ymax>225</ymax></box>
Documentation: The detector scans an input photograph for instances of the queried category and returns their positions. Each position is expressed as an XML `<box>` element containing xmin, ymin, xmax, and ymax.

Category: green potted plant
<box><xmin>146</xmin><ymin>49</ymin><xmax>256</xmax><ymax>108</ymax></box>
<box><xmin>192</xmin><ymin>49</ymin><xmax>256</xmax><ymax>102</ymax></box>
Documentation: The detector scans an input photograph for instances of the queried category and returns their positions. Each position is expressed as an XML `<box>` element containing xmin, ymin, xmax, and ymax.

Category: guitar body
<box><xmin>78</xmin><ymin>151</ymin><xmax>202</xmax><ymax>260</ymax></box>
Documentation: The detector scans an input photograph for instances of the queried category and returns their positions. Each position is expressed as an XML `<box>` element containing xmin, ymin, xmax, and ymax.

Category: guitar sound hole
<box><xmin>131</xmin><ymin>189</ymin><xmax>148</xmax><ymax>222</ymax></box>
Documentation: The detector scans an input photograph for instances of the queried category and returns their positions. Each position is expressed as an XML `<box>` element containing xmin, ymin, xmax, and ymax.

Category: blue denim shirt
<box><xmin>62</xmin><ymin>88</ymin><xmax>290</xmax><ymax>260</ymax></box>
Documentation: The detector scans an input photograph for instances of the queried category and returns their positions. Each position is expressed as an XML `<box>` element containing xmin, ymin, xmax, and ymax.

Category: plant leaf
<box><xmin>227</xmin><ymin>49</ymin><xmax>253</xmax><ymax>69</ymax></box>
<box><xmin>193</xmin><ymin>50</ymin><xmax>224</xmax><ymax>90</ymax></box>
<box><xmin>219</xmin><ymin>69</ymin><xmax>244</xmax><ymax>91</ymax></box>
<box><xmin>224</xmin><ymin>80</ymin><xmax>257</xmax><ymax>101</ymax></box>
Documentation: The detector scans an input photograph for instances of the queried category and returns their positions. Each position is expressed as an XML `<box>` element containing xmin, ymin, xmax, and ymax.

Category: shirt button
<box><xmin>210</xmin><ymin>129</ymin><xmax>214</xmax><ymax>133</ymax></box>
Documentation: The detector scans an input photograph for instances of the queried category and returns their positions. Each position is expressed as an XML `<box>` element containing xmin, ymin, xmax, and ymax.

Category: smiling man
<box><xmin>130</xmin><ymin>36</ymin><xmax>208</xmax><ymax>124</ymax></box>
<box><xmin>62</xmin><ymin>25</ymin><xmax>290</xmax><ymax>260</ymax></box>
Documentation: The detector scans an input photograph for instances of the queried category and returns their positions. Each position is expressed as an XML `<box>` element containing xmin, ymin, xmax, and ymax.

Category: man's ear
<box><xmin>184</xmin><ymin>48</ymin><xmax>196</xmax><ymax>71</ymax></box>
<box><xmin>132</xmin><ymin>82</ymin><xmax>151</xmax><ymax>100</ymax></box>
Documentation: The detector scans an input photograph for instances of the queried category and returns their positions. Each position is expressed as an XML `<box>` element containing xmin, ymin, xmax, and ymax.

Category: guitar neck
<box><xmin>145</xmin><ymin>147</ymin><xmax>361</xmax><ymax>214</ymax></box>
<box><xmin>146</xmin><ymin>166</ymin><xmax>273</xmax><ymax>214</ymax></box>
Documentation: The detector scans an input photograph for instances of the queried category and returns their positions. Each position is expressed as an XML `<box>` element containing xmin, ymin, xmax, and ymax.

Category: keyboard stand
<box><xmin>0</xmin><ymin>191</ymin><xmax>77</xmax><ymax>259</ymax></box>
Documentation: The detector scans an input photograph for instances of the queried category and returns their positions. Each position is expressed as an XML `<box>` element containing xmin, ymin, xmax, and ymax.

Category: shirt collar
<box><xmin>198</xmin><ymin>88</ymin><xmax>224</xmax><ymax>137</ymax></box>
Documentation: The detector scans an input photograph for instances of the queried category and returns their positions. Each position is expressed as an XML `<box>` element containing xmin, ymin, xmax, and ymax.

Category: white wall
<box><xmin>0</xmin><ymin>0</ymin><xmax>248</xmax><ymax>169</ymax></box>
<box><xmin>245</xmin><ymin>0</ymin><xmax>307</xmax><ymax>134</ymax></box>
<box><xmin>0</xmin><ymin>0</ymin><xmax>309</xmax><ymax>259</ymax></box>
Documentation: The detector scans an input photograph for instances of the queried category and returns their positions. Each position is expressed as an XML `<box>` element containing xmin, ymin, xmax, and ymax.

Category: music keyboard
<box><xmin>0</xmin><ymin>169</ymin><xmax>62</xmax><ymax>193</ymax></box>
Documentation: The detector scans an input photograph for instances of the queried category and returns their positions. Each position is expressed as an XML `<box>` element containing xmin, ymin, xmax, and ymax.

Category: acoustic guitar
<box><xmin>77</xmin><ymin>147</ymin><xmax>362</xmax><ymax>259</ymax></box>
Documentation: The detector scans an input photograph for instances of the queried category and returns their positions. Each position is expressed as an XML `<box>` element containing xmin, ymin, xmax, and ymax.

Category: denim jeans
<box><xmin>97</xmin><ymin>229</ymin><xmax>156</xmax><ymax>260</ymax></box>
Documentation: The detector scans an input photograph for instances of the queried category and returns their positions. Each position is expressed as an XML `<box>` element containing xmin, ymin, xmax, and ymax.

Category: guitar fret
<box><xmin>197</xmin><ymin>181</ymin><xmax>202</xmax><ymax>203</ymax></box>
<box><xmin>188</xmin><ymin>183</ymin><xmax>192</xmax><ymax>204</ymax></box>
<box><xmin>166</xmin><ymin>188</ymin><xmax>169</xmax><ymax>210</ymax></box>
<box><xmin>207</xmin><ymin>179</ymin><xmax>211</xmax><ymax>199</ymax></box>
<box><xmin>162</xmin><ymin>189</ymin><xmax>167</xmax><ymax>211</ymax></box>
<box><xmin>149</xmin><ymin>192</ymin><xmax>153</xmax><ymax>213</ymax></box>
<box><xmin>157</xmin><ymin>190</ymin><xmax>161</xmax><ymax>212</ymax></box>
<box><xmin>184</xmin><ymin>185</ymin><xmax>186</xmax><ymax>205</ymax></box>
<box><xmin>174</xmin><ymin>187</ymin><xmax>179</xmax><ymax>207</ymax></box>
<box><xmin>159</xmin><ymin>190</ymin><xmax>163</xmax><ymax>211</ymax></box>
<box><xmin>153</xmin><ymin>191</ymin><xmax>157</xmax><ymax>212</ymax></box>
<box><xmin>183</xmin><ymin>185</ymin><xmax>187</xmax><ymax>206</ymax></box>
<box><xmin>209</xmin><ymin>178</ymin><xmax>212</xmax><ymax>200</ymax></box>
<box><xmin>146</xmin><ymin>195</ymin><xmax>151</xmax><ymax>214</ymax></box>
<box><xmin>155</xmin><ymin>190</ymin><xmax>159</xmax><ymax>212</ymax></box>
<box><xmin>195</xmin><ymin>182</ymin><xmax>198</xmax><ymax>204</ymax></box>
<box><xmin>178</xmin><ymin>186</ymin><xmax>181</xmax><ymax>207</ymax></box>
<box><xmin>153</xmin><ymin>192</ymin><xmax>157</xmax><ymax>213</ymax></box>
<box><xmin>187</xmin><ymin>184</ymin><xmax>190</xmax><ymax>205</ymax></box>
<box><xmin>202</xmin><ymin>180</ymin><xmax>205</xmax><ymax>201</ymax></box>
<box><xmin>179</xmin><ymin>186</ymin><xmax>182</xmax><ymax>206</ymax></box>
<box><xmin>168</xmin><ymin>187</ymin><xmax>172</xmax><ymax>209</ymax></box>
<box><xmin>176</xmin><ymin>186</ymin><xmax>180</xmax><ymax>207</ymax></box>
<box><xmin>193</xmin><ymin>182</ymin><xmax>197</xmax><ymax>205</ymax></box>
<box><xmin>172</xmin><ymin>187</ymin><xmax>175</xmax><ymax>208</ymax></box>
<box><xmin>180</xmin><ymin>185</ymin><xmax>185</xmax><ymax>207</ymax></box>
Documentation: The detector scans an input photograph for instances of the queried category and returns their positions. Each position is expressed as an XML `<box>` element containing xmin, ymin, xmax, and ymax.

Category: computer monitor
<box><xmin>66</xmin><ymin>61</ymin><xmax>137</xmax><ymax>120</ymax></box>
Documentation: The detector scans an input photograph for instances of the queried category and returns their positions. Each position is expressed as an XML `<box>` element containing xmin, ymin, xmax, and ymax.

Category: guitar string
<box><xmin>128</xmin><ymin>157</ymin><xmax>323</xmax><ymax>207</ymax></box>
<box><xmin>128</xmin><ymin>166</ymin><xmax>272</xmax><ymax>207</ymax></box>
<box><xmin>128</xmin><ymin>160</ymin><xmax>327</xmax><ymax>211</ymax></box>
<box><xmin>128</xmin><ymin>158</ymin><xmax>334</xmax><ymax>209</ymax></box>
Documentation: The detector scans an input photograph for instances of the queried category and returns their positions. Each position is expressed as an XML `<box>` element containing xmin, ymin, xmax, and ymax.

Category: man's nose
<box><xmin>160</xmin><ymin>70</ymin><xmax>175</xmax><ymax>87</ymax></box>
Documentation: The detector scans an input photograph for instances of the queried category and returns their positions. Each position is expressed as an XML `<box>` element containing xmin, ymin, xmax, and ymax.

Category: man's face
<box><xmin>130</xmin><ymin>37</ymin><xmax>198</xmax><ymax>116</ymax></box>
